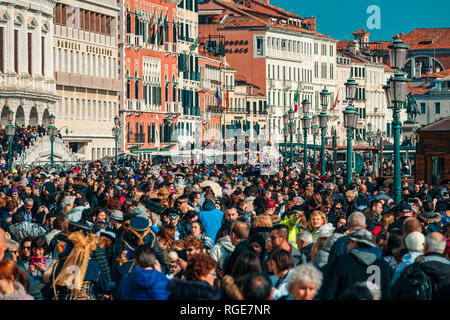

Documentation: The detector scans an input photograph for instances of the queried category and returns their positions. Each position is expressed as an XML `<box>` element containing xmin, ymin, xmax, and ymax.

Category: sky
<box><xmin>270</xmin><ymin>0</ymin><xmax>450</xmax><ymax>41</ymax></box>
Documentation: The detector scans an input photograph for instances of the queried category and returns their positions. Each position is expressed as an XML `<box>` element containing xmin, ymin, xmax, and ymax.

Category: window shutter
<box><xmin>0</xmin><ymin>27</ymin><xmax>3</xmax><ymax>73</ymax></box>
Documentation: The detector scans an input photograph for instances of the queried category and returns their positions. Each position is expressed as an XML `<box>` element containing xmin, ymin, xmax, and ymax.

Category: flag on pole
<box><xmin>215</xmin><ymin>88</ymin><xmax>222</xmax><ymax>110</ymax></box>
<box><xmin>331</xmin><ymin>90</ymin><xmax>339</xmax><ymax>110</ymax></box>
<box><xmin>225</xmin><ymin>90</ymin><xmax>230</xmax><ymax>111</ymax></box>
<box><xmin>294</xmin><ymin>87</ymin><xmax>300</xmax><ymax>112</ymax></box>
<box><xmin>164</xmin><ymin>12</ymin><xmax>168</xmax><ymax>29</ymax></box>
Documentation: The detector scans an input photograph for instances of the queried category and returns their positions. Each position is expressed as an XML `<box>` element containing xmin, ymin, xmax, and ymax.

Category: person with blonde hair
<box><xmin>307</xmin><ymin>211</ymin><xmax>328</xmax><ymax>242</ymax></box>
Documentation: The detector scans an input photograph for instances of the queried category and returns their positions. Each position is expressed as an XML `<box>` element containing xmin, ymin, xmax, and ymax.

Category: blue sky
<box><xmin>270</xmin><ymin>0</ymin><xmax>450</xmax><ymax>41</ymax></box>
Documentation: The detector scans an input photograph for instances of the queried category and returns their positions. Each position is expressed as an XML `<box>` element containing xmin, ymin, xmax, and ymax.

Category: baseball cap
<box><xmin>109</xmin><ymin>210</ymin><xmax>124</xmax><ymax>222</ymax></box>
<box><xmin>399</xmin><ymin>203</ymin><xmax>412</xmax><ymax>213</ymax></box>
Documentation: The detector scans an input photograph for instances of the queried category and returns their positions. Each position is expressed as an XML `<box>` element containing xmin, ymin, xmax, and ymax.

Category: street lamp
<box><xmin>6</xmin><ymin>109</ymin><xmax>15</xmax><ymax>173</ymax></box>
<box><xmin>387</xmin><ymin>35</ymin><xmax>411</xmax><ymax>204</ymax></box>
<box><xmin>112</xmin><ymin>126</ymin><xmax>120</xmax><ymax>165</ymax></box>
<box><xmin>343</xmin><ymin>77</ymin><xmax>359</xmax><ymax>186</ymax></box>
<box><xmin>319</xmin><ymin>87</ymin><xmax>330</xmax><ymax>175</ymax></box>
<box><xmin>311</xmin><ymin>116</ymin><xmax>319</xmax><ymax>168</ymax></box>
<box><xmin>283</xmin><ymin>113</ymin><xmax>288</xmax><ymax>166</ymax></box>
<box><xmin>47</xmin><ymin>114</ymin><xmax>56</xmax><ymax>166</ymax></box>
<box><xmin>296</xmin><ymin>124</ymin><xmax>302</xmax><ymax>162</ymax></box>
<box><xmin>301</xmin><ymin>99</ymin><xmax>311</xmax><ymax>172</ymax></box>
<box><xmin>113</xmin><ymin>116</ymin><xmax>120</xmax><ymax>165</ymax></box>
<box><xmin>288</xmin><ymin>107</ymin><xmax>296</xmax><ymax>167</ymax></box>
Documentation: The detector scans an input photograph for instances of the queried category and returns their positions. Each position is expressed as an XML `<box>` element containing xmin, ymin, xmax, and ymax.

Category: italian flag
<box><xmin>294</xmin><ymin>87</ymin><xmax>300</xmax><ymax>112</ymax></box>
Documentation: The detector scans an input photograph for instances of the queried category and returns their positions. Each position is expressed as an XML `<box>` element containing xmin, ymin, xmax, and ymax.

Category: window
<box><xmin>14</xmin><ymin>30</ymin><xmax>19</xmax><ymax>73</ymax></box>
<box><xmin>28</xmin><ymin>33</ymin><xmax>32</xmax><ymax>75</ymax></box>
<box><xmin>255</xmin><ymin>36</ymin><xmax>264</xmax><ymax>56</ymax></box>
<box><xmin>421</xmin><ymin>103</ymin><xmax>426</xmax><ymax>114</ymax></box>
<box><xmin>435</xmin><ymin>102</ymin><xmax>440</xmax><ymax>114</ymax></box>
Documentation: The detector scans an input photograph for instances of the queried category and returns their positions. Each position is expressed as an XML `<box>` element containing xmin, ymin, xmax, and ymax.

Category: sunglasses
<box><xmin>23</xmin><ymin>246</ymin><xmax>31</xmax><ymax>250</ymax></box>
<box><xmin>186</xmin><ymin>248</ymin><xmax>195</xmax><ymax>252</ymax></box>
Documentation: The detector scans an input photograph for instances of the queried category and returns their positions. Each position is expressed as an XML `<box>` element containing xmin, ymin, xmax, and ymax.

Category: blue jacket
<box><xmin>198</xmin><ymin>208</ymin><xmax>224</xmax><ymax>246</ymax></box>
<box><xmin>120</xmin><ymin>267</ymin><xmax>169</xmax><ymax>300</ymax></box>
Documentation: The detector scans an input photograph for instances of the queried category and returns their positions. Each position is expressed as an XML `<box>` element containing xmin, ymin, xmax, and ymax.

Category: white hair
<box><xmin>6</xmin><ymin>239</ymin><xmax>19</xmax><ymax>251</ymax></box>
<box><xmin>288</xmin><ymin>263</ymin><xmax>323</xmax><ymax>293</ymax></box>
<box><xmin>405</xmin><ymin>231</ymin><xmax>425</xmax><ymax>252</ymax></box>
<box><xmin>425</xmin><ymin>233</ymin><xmax>446</xmax><ymax>253</ymax></box>
<box><xmin>348</xmin><ymin>211</ymin><xmax>366</xmax><ymax>231</ymax></box>
<box><xmin>296</xmin><ymin>230</ymin><xmax>313</xmax><ymax>244</ymax></box>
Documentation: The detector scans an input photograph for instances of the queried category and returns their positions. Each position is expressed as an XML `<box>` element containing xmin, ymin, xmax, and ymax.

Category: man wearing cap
<box><xmin>321</xmin><ymin>228</ymin><xmax>392</xmax><ymax>300</ymax></box>
<box><xmin>108</xmin><ymin>210</ymin><xmax>125</xmax><ymax>236</ymax></box>
<box><xmin>388</xmin><ymin>203</ymin><xmax>413</xmax><ymax>232</ymax></box>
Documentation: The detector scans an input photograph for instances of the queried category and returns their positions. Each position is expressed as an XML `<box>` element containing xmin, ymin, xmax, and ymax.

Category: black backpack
<box><xmin>400</xmin><ymin>263</ymin><xmax>434</xmax><ymax>300</ymax></box>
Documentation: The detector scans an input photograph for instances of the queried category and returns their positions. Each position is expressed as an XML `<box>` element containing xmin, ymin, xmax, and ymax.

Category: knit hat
<box><xmin>133</xmin><ymin>205</ymin><xmax>148</xmax><ymax>218</ymax></box>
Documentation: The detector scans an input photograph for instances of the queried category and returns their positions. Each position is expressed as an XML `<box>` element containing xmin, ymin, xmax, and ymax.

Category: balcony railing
<box><xmin>200</xmin><ymin>79</ymin><xmax>211</xmax><ymax>91</ymax></box>
<box><xmin>128</xmin><ymin>133</ymin><xmax>145</xmax><ymax>144</ymax></box>
<box><xmin>165</xmin><ymin>101</ymin><xmax>182</xmax><ymax>114</ymax></box>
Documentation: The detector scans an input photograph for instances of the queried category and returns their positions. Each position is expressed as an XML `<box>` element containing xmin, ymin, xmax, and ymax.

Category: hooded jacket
<box><xmin>120</xmin><ymin>267</ymin><xmax>169</xmax><ymax>300</ymax></box>
<box><xmin>198</xmin><ymin>200</ymin><xmax>224</xmax><ymax>246</ymax></box>
<box><xmin>209</xmin><ymin>235</ymin><xmax>235</xmax><ymax>271</ymax></box>
<box><xmin>321</xmin><ymin>247</ymin><xmax>392</xmax><ymax>300</ymax></box>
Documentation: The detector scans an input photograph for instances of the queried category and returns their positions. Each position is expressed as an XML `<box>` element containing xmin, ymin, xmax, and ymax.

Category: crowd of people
<box><xmin>0</xmin><ymin>154</ymin><xmax>449</xmax><ymax>300</ymax></box>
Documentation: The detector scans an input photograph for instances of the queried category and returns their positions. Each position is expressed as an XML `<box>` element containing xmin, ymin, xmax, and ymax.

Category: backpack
<box><xmin>400</xmin><ymin>263</ymin><xmax>434</xmax><ymax>300</ymax></box>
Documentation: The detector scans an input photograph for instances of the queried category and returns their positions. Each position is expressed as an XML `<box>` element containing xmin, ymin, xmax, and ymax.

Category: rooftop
<box><xmin>400</xmin><ymin>28</ymin><xmax>450</xmax><ymax>50</ymax></box>
<box><xmin>417</xmin><ymin>116</ymin><xmax>450</xmax><ymax>132</ymax></box>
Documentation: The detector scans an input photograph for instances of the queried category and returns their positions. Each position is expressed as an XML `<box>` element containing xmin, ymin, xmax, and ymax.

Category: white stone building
<box><xmin>0</xmin><ymin>0</ymin><xmax>59</xmax><ymax>128</ymax></box>
<box><xmin>52</xmin><ymin>0</ymin><xmax>121</xmax><ymax>160</ymax></box>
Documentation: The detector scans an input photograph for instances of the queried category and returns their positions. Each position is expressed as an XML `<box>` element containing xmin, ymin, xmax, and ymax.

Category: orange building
<box><xmin>118</xmin><ymin>0</ymin><xmax>180</xmax><ymax>158</ymax></box>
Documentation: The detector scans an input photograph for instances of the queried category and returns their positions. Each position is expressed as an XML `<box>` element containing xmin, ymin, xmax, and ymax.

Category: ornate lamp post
<box><xmin>288</xmin><ymin>107</ymin><xmax>296</xmax><ymax>167</ymax></box>
<box><xmin>296</xmin><ymin>124</ymin><xmax>302</xmax><ymax>162</ymax></box>
<box><xmin>319</xmin><ymin>87</ymin><xmax>330</xmax><ymax>175</ymax></box>
<box><xmin>283</xmin><ymin>113</ymin><xmax>288</xmax><ymax>166</ymax></box>
<box><xmin>343</xmin><ymin>77</ymin><xmax>359</xmax><ymax>186</ymax></box>
<box><xmin>311</xmin><ymin>116</ymin><xmax>319</xmax><ymax>168</ymax></box>
<box><xmin>113</xmin><ymin>115</ymin><xmax>120</xmax><ymax>165</ymax></box>
<box><xmin>6</xmin><ymin>109</ymin><xmax>15</xmax><ymax>173</ymax></box>
<box><xmin>301</xmin><ymin>99</ymin><xmax>311</xmax><ymax>172</ymax></box>
<box><xmin>47</xmin><ymin>114</ymin><xmax>57</xmax><ymax>166</ymax></box>
<box><xmin>386</xmin><ymin>36</ymin><xmax>410</xmax><ymax>204</ymax></box>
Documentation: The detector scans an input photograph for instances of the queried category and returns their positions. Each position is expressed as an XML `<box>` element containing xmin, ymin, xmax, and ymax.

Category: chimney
<box><xmin>349</xmin><ymin>40</ymin><xmax>359</xmax><ymax>55</ymax></box>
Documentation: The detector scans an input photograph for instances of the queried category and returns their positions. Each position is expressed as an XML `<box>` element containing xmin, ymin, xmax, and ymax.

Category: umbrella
<box><xmin>199</xmin><ymin>180</ymin><xmax>223</xmax><ymax>198</ymax></box>
<box><xmin>373</xmin><ymin>193</ymin><xmax>392</xmax><ymax>201</ymax></box>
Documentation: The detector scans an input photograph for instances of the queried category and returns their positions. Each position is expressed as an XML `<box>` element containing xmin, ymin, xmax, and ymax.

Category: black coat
<box><xmin>224</xmin><ymin>239</ymin><xmax>254</xmax><ymax>275</ymax></box>
<box><xmin>320</xmin><ymin>247</ymin><xmax>392</xmax><ymax>300</ymax></box>
<box><xmin>167</xmin><ymin>278</ymin><xmax>222</xmax><ymax>300</ymax></box>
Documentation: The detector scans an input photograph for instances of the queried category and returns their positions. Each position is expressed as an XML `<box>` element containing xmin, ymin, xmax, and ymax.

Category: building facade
<box><xmin>52</xmin><ymin>0</ymin><xmax>121</xmax><ymax>160</ymax></box>
<box><xmin>0</xmin><ymin>0</ymin><xmax>59</xmax><ymax>128</ymax></box>
<box><xmin>199</xmin><ymin>0</ymin><xmax>337</xmax><ymax>147</ymax></box>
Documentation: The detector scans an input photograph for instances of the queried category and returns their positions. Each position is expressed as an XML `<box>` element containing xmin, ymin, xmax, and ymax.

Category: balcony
<box><xmin>166</xmin><ymin>101</ymin><xmax>182</xmax><ymax>115</ymax></box>
<box><xmin>201</xmin><ymin>112</ymin><xmax>211</xmax><ymax>123</ymax></box>
<box><xmin>268</xmin><ymin>79</ymin><xmax>275</xmax><ymax>88</ymax></box>
<box><xmin>266</xmin><ymin>48</ymin><xmax>302</xmax><ymax>62</ymax></box>
<box><xmin>283</xmin><ymin>80</ymin><xmax>292</xmax><ymax>90</ymax></box>
<box><xmin>200</xmin><ymin>79</ymin><xmax>211</xmax><ymax>91</ymax></box>
<box><xmin>128</xmin><ymin>133</ymin><xmax>146</xmax><ymax>144</ymax></box>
